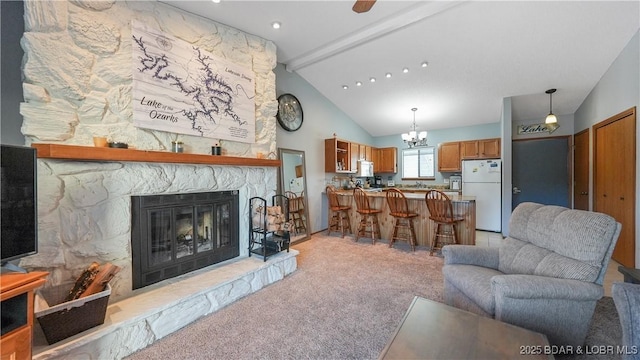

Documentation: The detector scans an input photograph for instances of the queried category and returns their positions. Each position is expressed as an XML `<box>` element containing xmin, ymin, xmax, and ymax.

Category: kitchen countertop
<box><xmin>335</xmin><ymin>189</ymin><xmax>475</xmax><ymax>202</ymax></box>
<box><xmin>354</xmin><ymin>185</ymin><xmax>461</xmax><ymax>193</ymax></box>
<box><xmin>395</xmin><ymin>188</ymin><xmax>462</xmax><ymax>194</ymax></box>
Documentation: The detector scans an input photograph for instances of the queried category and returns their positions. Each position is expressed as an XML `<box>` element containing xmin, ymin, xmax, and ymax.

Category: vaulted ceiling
<box><xmin>162</xmin><ymin>1</ymin><xmax>639</xmax><ymax>136</ymax></box>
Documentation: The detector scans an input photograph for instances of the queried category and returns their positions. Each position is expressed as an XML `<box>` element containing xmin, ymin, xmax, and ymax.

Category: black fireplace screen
<box><xmin>131</xmin><ymin>191</ymin><xmax>239</xmax><ymax>289</ymax></box>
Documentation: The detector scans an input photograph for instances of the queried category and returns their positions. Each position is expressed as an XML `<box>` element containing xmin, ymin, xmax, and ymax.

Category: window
<box><xmin>401</xmin><ymin>147</ymin><xmax>435</xmax><ymax>179</ymax></box>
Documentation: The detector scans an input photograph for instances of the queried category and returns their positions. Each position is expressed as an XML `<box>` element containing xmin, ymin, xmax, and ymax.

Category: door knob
<box><xmin>512</xmin><ymin>187</ymin><xmax>521</xmax><ymax>194</ymax></box>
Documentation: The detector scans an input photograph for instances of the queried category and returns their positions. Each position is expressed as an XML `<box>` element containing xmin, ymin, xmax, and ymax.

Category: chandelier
<box><xmin>401</xmin><ymin>108</ymin><xmax>428</xmax><ymax>148</ymax></box>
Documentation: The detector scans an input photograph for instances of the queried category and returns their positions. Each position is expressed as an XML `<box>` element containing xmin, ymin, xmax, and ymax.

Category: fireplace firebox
<box><xmin>131</xmin><ymin>191</ymin><xmax>239</xmax><ymax>289</ymax></box>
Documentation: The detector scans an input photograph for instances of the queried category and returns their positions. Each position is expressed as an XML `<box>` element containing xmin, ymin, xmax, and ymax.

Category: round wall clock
<box><xmin>276</xmin><ymin>93</ymin><xmax>303</xmax><ymax>132</ymax></box>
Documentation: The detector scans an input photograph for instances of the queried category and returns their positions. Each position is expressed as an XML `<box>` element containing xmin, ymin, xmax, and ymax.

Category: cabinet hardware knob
<box><xmin>620</xmin><ymin>197</ymin><xmax>624</xmax><ymax>200</ymax></box>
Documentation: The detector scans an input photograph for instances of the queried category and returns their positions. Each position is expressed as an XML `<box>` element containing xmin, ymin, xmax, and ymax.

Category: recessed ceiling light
<box><xmin>403</xmin><ymin>68</ymin><xmax>409</xmax><ymax>73</ymax></box>
<box><xmin>356</xmin><ymin>81</ymin><xmax>362</xmax><ymax>87</ymax></box>
<box><xmin>211</xmin><ymin>0</ymin><xmax>221</xmax><ymax>3</ymax></box>
<box><xmin>421</xmin><ymin>61</ymin><xmax>429</xmax><ymax>68</ymax></box>
<box><xmin>342</xmin><ymin>85</ymin><xmax>349</xmax><ymax>90</ymax></box>
<box><xmin>370</xmin><ymin>77</ymin><xmax>376</xmax><ymax>83</ymax></box>
<box><xmin>271</xmin><ymin>22</ymin><xmax>281</xmax><ymax>29</ymax></box>
<box><xmin>385</xmin><ymin>73</ymin><xmax>392</xmax><ymax>78</ymax></box>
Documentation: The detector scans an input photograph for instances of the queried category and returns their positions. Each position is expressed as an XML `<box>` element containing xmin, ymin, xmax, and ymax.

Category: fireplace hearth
<box><xmin>131</xmin><ymin>191</ymin><xmax>239</xmax><ymax>289</ymax></box>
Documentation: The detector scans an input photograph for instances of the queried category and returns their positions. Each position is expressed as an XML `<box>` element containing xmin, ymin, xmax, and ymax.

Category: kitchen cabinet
<box><xmin>350</xmin><ymin>142</ymin><xmax>359</xmax><ymax>172</ymax></box>
<box><xmin>325</xmin><ymin>138</ymin><xmax>395</xmax><ymax>174</ymax></box>
<box><xmin>440</xmin><ymin>138</ymin><xmax>500</xmax><ymax>172</ymax></box>
<box><xmin>480</xmin><ymin>138</ymin><xmax>501</xmax><ymax>158</ymax></box>
<box><xmin>350</xmin><ymin>143</ymin><xmax>373</xmax><ymax>171</ymax></box>
<box><xmin>372</xmin><ymin>148</ymin><xmax>380</xmax><ymax>172</ymax></box>
<box><xmin>461</xmin><ymin>138</ymin><xmax>501</xmax><ymax>159</ymax></box>
<box><xmin>460</xmin><ymin>141</ymin><xmax>479</xmax><ymax>159</ymax></box>
<box><xmin>374</xmin><ymin>147</ymin><xmax>397</xmax><ymax>173</ymax></box>
<box><xmin>0</xmin><ymin>271</ymin><xmax>48</xmax><ymax>360</ymax></box>
<box><xmin>350</xmin><ymin>143</ymin><xmax>374</xmax><ymax>171</ymax></box>
<box><xmin>324</xmin><ymin>138</ymin><xmax>352</xmax><ymax>173</ymax></box>
<box><xmin>438</xmin><ymin>142</ymin><xmax>461</xmax><ymax>172</ymax></box>
<box><xmin>363</xmin><ymin>145</ymin><xmax>372</xmax><ymax>161</ymax></box>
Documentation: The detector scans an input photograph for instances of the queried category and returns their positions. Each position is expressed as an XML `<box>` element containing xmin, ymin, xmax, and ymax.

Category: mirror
<box><xmin>278</xmin><ymin>148</ymin><xmax>311</xmax><ymax>243</ymax></box>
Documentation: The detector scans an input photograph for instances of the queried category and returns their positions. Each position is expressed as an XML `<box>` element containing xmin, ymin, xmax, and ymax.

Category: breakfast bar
<box><xmin>334</xmin><ymin>189</ymin><xmax>476</xmax><ymax>246</ymax></box>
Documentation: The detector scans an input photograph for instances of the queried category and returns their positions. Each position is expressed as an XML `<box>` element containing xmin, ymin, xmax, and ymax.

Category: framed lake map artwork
<box><xmin>131</xmin><ymin>21</ymin><xmax>256</xmax><ymax>143</ymax></box>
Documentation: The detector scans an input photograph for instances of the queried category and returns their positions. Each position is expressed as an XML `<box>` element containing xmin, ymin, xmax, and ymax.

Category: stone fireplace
<box><xmin>25</xmin><ymin>147</ymin><xmax>299</xmax><ymax>360</ymax></box>
<box><xmin>16</xmin><ymin>1</ymin><xmax>295</xmax><ymax>358</ymax></box>
<box><xmin>131</xmin><ymin>190</ymin><xmax>240</xmax><ymax>289</ymax></box>
<box><xmin>19</xmin><ymin>151</ymin><xmax>280</xmax><ymax>302</ymax></box>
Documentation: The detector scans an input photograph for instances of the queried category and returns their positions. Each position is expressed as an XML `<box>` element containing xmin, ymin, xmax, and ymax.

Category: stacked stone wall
<box><xmin>18</xmin><ymin>0</ymin><xmax>278</xmax><ymax>302</ymax></box>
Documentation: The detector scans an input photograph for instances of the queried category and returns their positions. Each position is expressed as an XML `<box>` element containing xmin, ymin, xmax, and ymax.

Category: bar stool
<box><xmin>385</xmin><ymin>188</ymin><xmax>418</xmax><ymax>251</ymax></box>
<box><xmin>285</xmin><ymin>191</ymin><xmax>306</xmax><ymax>235</ymax></box>
<box><xmin>425</xmin><ymin>190</ymin><xmax>465</xmax><ymax>256</ymax></box>
<box><xmin>353</xmin><ymin>187</ymin><xmax>382</xmax><ymax>244</ymax></box>
<box><xmin>325</xmin><ymin>185</ymin><xmax>352</xmax><ymax>237</ymax></box>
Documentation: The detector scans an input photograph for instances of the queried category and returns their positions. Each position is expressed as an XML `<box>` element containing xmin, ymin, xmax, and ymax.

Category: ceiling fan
<box><xmin>352</xmin><ymin>0</ymin><xmax>376</xmax><ymax>13</ymax></box>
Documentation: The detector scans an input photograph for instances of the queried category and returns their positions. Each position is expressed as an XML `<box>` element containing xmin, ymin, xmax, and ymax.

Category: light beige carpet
<box><xmin>125</xmin><ymin>234</ymin><xmax>445</xmax><ymax>360</ymax></box>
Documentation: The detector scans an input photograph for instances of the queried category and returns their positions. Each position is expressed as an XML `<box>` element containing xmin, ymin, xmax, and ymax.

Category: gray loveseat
<box><xmin>442</xmin><ymin>202</ymin><xmax>621</xmax><ymax>347</ymax></box>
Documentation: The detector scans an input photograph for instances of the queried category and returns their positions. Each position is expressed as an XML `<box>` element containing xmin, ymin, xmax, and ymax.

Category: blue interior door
<box><xmin>512</xmin><ymin>137</ymin><xmax>570</xmax><ymax>209</ymax></box>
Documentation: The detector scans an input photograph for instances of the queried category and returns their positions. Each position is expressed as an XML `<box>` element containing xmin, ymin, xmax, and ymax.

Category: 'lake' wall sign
<box><xmin>517</xmin><ymin>122</ymin><xmax>560</xmax><ymax>135</ymax></box>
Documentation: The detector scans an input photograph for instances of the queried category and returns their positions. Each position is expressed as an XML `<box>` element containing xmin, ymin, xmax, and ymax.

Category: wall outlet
<box><xmin>444</xmin><ymin>178</ymin><xmax>449</xmax><ymax>184</ymax></box>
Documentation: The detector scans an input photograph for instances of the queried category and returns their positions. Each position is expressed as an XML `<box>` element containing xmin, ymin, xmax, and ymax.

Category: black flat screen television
<box><xmin>1</xmin><ymin>144</ymin><xmax>38</xmax><ymax>264</ymax></box>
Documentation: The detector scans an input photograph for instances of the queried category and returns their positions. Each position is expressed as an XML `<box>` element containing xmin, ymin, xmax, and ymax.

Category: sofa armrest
<box><xmin>612</xmin><ymin>282</ymin><xmax>640</xmax><ymax>357</ymax></box>
<box><xmin>442</xmin><ymin>245</ymin><xmax>499</xmax><ymax>269</ymax></box>
<box><xmin>492</xmin><ymin>274</ymin><xmax>604</xmax><ymax>347</ymax></box>
<box><xmin>492</xmin><ymin>274</ymin><xmax>603</xmax><ymax>300</ymax></box>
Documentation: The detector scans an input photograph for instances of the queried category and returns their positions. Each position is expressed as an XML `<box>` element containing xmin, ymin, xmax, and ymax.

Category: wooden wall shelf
<box><xmin>31</xmin><ymin>143</ymin><xmax>281</xmax><ymax>167</ymax></box>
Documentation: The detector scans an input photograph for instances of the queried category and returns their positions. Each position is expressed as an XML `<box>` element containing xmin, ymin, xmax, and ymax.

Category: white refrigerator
<box><xmin>462</xmin><ymin>159</ymin><xmax>502</xmax><ymax>232</ymax></box>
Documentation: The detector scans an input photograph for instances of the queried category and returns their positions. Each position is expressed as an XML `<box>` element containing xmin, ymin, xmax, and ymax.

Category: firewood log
<box><xmin>65</xmin><ymin>262</ymin><xmax>100</xmax><ymax>302</ymax></box>
<box><xmin>79</xmin><ymin>263</ymin><xmax>121</xmax><ymax>298</ymax></box>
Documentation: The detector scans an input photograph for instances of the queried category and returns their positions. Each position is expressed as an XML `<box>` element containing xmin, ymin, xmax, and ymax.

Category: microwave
<box><xmin>357</xmin><ymin>160</ymin><xmax>374</xmax><ymax>177</ymax></box>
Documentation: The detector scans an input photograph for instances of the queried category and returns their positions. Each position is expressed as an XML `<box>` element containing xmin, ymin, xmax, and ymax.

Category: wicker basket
<box><xmin>35</xmin><ymin>283</ymin><xmax>111</xmax><ymax>344</ymax></box>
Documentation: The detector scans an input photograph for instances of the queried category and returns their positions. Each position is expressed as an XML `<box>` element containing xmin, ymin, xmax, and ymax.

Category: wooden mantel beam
<box><xmin>31</xmin><ymin>143</ymin><xmax>281</xmax><ymax>167</ymax></box>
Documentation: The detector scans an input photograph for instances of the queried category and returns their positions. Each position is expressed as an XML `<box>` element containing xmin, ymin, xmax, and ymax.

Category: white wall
<box><xmin>275</xmin><ymin>63</ymin><xmax>374</xmax><ymax>233</ymax></box>
<box><xmin>574</xmin><ymin>30</ymin><xmax>640</xmax><ymax>266</ymax></box>
<box><xmin>575</xmin><ymin>31</ymin><xmax>640</xmax><ymax>131</ymax></box>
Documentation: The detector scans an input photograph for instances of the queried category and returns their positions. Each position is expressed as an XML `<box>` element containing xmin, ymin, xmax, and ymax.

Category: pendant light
<box><xmin>545</xmin><ymin>88</ymin><xmax>558</xmax><ymax>124</ymax></box>
<box><xmin>401</xmin><ymin>108</ymin><xmax>427</xmax><ymax>148</ymax></box>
